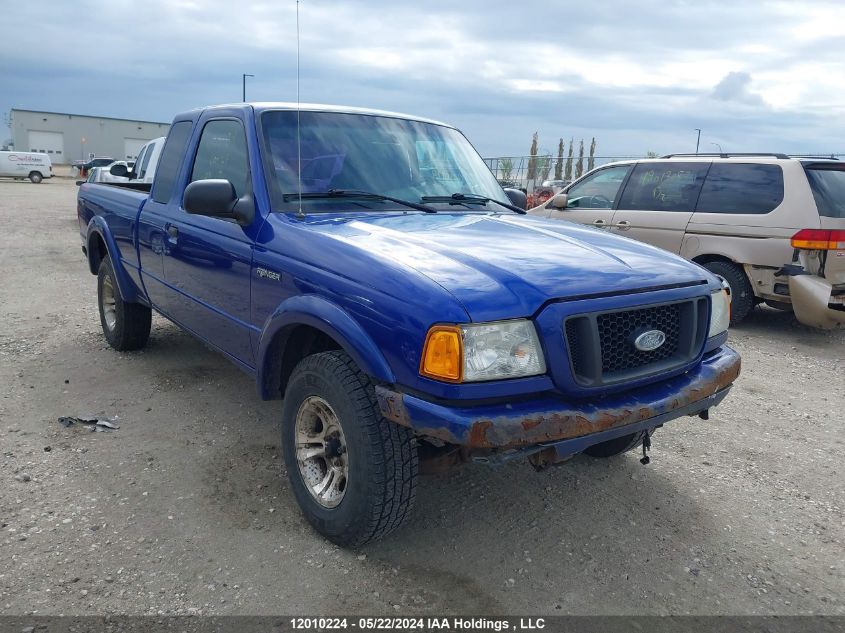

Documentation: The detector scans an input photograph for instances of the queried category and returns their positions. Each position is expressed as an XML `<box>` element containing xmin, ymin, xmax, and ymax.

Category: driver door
<box><xmin>540</xmin><ymin>164</ymin><xmax>632</xmax><ymax>229</ymax></box>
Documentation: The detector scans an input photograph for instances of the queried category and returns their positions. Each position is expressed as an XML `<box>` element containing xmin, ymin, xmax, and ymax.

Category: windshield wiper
<box><xmin>283</xmin><ymin>189</ymin><xmax>437</xmax><ymax>213</ymax></box>
<box><xmin>420</xmin><ymin>193</ymin><xmax>526</xmax><ymax>214</ymax></box>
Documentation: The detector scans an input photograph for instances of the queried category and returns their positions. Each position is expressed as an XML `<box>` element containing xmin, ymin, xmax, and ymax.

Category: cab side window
<box><xmin>618</xmin><ymin>162</ymin><xmax>709</xmax><ymax>212</ymax></box>
<box><xmin>565</xmin><ymin>165</ymin><xmax>632</xmax><ymax>209</ymax></box>
<box><xmin>190</xmin><ymin>120</ymin><xmax>249</xmax><ymax>198</ymax></box>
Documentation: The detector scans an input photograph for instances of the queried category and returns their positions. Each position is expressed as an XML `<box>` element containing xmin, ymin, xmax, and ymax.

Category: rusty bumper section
<box><xmin>376</xmin><ymin>345</ymin><xmax>740</xmax><ymax>450</ymax></box>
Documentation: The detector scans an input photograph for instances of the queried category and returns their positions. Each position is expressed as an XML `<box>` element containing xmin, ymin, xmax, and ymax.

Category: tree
<box><xmin>526</xmin><ymin>132</ymin><xmax>539</xmax><ymax>181</ymax></box>
<box><xmin>645</xmin><ymin>151</ymin><xmax>659</xmax><ymax>158</ymax></box>
<box><xmin>575</xmin><ymin>139</ymin><xmax>585</xmax><ymax>179</ymax></box>
<box><xmin>587</xmin><ymin>137</ymin><xmax>596</xmax><ymax>171</ymax></box>
<box><xmin>555</xmin><ymin>138</ymin><xmax>564</xmax><ymax>179</ymax></box>
<box><xmin>564</xmin><ymin>137</ymin><xmax>574</xmax><ymax>181</ymax></box>
<box><xmin>499</xmin><ymin>157</ymin><xmax>514</xmax><ymax>182</ymax></box>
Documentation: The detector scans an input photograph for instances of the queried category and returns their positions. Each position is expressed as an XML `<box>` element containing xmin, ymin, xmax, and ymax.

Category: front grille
<box><xmin>564</xmin><ymin>298</ymin><xmax>708</xmax><ymax>386</ymax></box>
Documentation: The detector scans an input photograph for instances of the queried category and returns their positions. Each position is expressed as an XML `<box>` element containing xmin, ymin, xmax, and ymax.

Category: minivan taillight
<box><xmin>791</xmin><ymin>229</ymin><xmax>845</xmax><ymax>250</ymax></box>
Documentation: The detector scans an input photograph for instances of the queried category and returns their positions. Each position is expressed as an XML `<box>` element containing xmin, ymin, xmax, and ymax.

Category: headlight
<box><xmin>420</xmin><ymin>319</ymin><xmax>546</xmax><ymax>382</ymax></box>
<box><xmin>708</xmin><ymin>288</ymin><xmax>730</xmax><ymax>337</ymax></box>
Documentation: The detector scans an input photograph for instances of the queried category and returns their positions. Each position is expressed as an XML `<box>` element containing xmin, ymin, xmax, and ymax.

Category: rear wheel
<box><xmin>282</xmin><ymin>351</ymin><xmax>418</xmax><ymax>546</ymax></box>
<box><xmin>584</xmin><ymin>430</ymin><xmax>648</xmax><ymax>458</ymax></box>
<box><xmin>97</xmin><ymin>257</ymin><xmax>151</xmax><ymax>351</ymax></box>
<box><xmin>703</xmin><ymin>261</ymin><xmax>754</xmax><ymax>325</ymax></box>
<box><xmin>29</xmin><ymin>172</ymin><xmax>43</xmax><ymax>184</ymax></box>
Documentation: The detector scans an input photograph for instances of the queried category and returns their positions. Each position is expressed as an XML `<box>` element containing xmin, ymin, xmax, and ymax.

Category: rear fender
<box><xmin>256</xmin><ymin>294</ymin><xmax>395</xmax><ymax>400</ymax></box>
<box><xmin>86</xmin><ymin>218</ymin><xmax>140</xmax><ymax>303</ymax></box>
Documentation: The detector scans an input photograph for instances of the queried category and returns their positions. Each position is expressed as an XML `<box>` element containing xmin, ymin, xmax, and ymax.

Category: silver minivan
<box><xmin>528</xmin><ymin>154</ymin><xmax>845</xmax><ymax>328</ymax></box>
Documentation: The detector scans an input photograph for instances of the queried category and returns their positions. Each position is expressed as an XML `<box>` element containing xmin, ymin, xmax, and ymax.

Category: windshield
<box><xmin>805</xmin><ymin>165</ymin><xmax>845</xmax><ymax>218</ymax></box>
<box><xmin>259</xmin><ymin>110</ymin><xmax>507</xmax><ymax>211</ymax></box>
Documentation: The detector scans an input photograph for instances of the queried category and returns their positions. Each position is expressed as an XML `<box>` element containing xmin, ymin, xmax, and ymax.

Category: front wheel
<box><xmin>29</xmin><ymin>172</ymin><xmax>43</xmax><ymax>184</ymax></box>
<box><xmin>703</xmin><ymin>261</ymin><xmax>754</xmax><ymax>325</ymax></box>
<box><xmin>282</xmin><ymin>351</ymin><xmax>418</xmax><ymax>546</ymax></box>
<box><xmin>97</xmin><ymin>257</ymin><xmax>151</xmax><ymax>351</ymax></box>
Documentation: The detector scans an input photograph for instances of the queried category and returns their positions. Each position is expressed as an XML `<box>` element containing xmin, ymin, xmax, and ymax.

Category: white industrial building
<box><xmin>9</xmin><ymin>109</ymin><xmax>170</xmax><ymax>164</ymax></box>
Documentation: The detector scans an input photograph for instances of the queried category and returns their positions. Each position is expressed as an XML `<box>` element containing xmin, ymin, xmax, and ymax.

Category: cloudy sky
<box><xmin>2</xmin><ymin>0</ymin><xmax>844</xmax><ymax>157</ymax></box>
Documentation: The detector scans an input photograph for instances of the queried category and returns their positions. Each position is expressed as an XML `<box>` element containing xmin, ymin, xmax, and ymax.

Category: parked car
<box><xmin>83</xmin><ymin>161</ymin><xmax>132</xmax><ymax>184</ymax></box>
<box><xmin>77</xmin><ymin>157</ymin><xmax>116</xmax><ymax>177</ymax></box>
<box><xmin>542</xmin><ymin>178</ymin><xmax>569</xmax><ymax>190</ymax></box>
<box><xmin>77</xmin><ymin>103</ymin><xmax>739</xmax><ymax>545</ymax></box>
<box><xmin>0</xmin><ymin>151</ymin><xmax>53</xmax><ymax>183</ymax></box>
<box><xmin>528</xmin><ymin>153</ymin><xmax>845</xmax><ymax>327</ymax></box>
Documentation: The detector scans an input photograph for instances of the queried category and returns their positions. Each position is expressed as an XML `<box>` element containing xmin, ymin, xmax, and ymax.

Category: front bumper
<box><xmin>376</xmin><ymin>344</ymin><xmax>741</xmax><ymax>451</ymax></box>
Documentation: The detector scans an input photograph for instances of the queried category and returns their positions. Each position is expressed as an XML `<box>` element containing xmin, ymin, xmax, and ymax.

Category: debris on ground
<box><xmin>57</xmin><ymin>415</ymin><xmax>120</xmax><ymax>431</ymax></box>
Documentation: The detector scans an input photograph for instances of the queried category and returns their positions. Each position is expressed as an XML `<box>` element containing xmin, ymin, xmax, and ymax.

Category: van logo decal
<box><xmin>634</xmin><ymin>329</ymin><xmax>666</xmax><ymax>352</ymax></box>
<box><xmin>255</xmin><ymin>267</ymin><xmax>281</xmax><ymax>281</ymax></box>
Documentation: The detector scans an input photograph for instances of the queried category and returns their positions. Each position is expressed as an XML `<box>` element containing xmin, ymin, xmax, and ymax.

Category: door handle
<box><xmin>166</xmin><ymin>225</ymin><xmax>179</xmax><ymax>238</ymax></box>
<box><xmin>615</xmin><ymin>220</ymin><xmax>631</xmax><ymax>230</ymax></box>
<box><xmin>593</xmin><ymin>219</ymin><xmax>606</xmax><ymax>226</ymax></box>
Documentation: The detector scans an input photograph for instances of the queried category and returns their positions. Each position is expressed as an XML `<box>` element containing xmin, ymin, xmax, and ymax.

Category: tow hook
<box><xmin>640</xmin><ymin>433</ymin><xmax>652</xmax><ymax>465</ymax></box>
<box><xmin>699</xmin><ymin>409</ymin><xmax>709</xmax><ymax>420</ymax></box>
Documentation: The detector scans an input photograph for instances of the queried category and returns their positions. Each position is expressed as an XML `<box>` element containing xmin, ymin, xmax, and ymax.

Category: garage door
<box><xmin>28</xmin><ymin>131</ymin><xmax>65</xmax><ymax>161</ymax></box>
<box><xmin>124</xmin><ymin>138</ymin><xmax>148</xmax><ymax>161</ymax></box>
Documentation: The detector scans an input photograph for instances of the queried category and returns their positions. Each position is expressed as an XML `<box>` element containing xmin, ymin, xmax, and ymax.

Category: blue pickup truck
<box><xmin>77</xmin><ymin>103</ymin><xmax>740</xmax><ymax>545</ymax></box>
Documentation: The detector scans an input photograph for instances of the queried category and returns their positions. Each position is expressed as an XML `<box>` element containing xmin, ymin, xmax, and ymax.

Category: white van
<box><xmin>0</xmin><ymin>151</ymin><xmax>53</xmax><ymax>183</ymax></box>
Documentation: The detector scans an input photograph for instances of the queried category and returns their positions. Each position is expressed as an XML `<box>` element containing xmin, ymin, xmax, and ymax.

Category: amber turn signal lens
<box><xmin>420</xmin><ymin>325</ymin><xmax>463</xmax><ymax>382</ymax></box>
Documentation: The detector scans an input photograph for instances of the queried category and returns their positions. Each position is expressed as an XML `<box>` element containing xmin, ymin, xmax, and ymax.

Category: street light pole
<box><xmin>242</xmin><ymin>74</ymin><xmax>255</xmax><ymax>102</ymax></box>
<box><xmin>694</xmin><ymin>129</ymin><xmax>701</xmax><ymax>154</ymax></box>
<box><xmin>711</xmin><ymin>142</ymin><xmax>723</xmax><ymax>154</ymax></box>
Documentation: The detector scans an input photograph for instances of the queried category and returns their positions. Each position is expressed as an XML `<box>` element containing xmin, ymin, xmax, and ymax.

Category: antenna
<box><xmin>295</xmin><ymin>0</ymin><xmax>303</xmax><ymax>217</ymax></box>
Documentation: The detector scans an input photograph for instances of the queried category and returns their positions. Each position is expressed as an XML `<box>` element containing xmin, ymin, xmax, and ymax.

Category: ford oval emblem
<box><xmin>634</xmin><ymin>329</ymin><xmax>666</xmax><ymax>352</ymax></box>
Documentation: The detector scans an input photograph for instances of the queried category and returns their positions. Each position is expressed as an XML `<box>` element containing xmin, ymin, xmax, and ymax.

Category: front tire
<box><xmin>29</xmin><ymin>172</ymin><xmax>43</xmax><ymax>184</ymax></box>
<box><xmin>282</xmin><ymin>351</ymin><xmax>418</xmax><ymax>546</ymax></box>
<box><xmin>97</xmin><ymin>257</ymin><xmax>151</xmax><ymax>351</ymax></box>
<box><xmin>703</xmin><ymin>261</ymin><xmax>754</xmax><ymax>325</ymax></box>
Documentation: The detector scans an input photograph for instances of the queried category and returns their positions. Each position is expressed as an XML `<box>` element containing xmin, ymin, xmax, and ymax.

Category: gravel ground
<box><xmin>1</xmin><ymin>178</ymin><xmax>843</xmax><ymax>616</ymax></box>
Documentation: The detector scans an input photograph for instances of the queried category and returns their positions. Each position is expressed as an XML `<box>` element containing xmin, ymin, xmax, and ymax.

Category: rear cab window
<box><xmin>151</xmin><ymin>121</ymin><xmax>194</xmax><ymax>204</ymax></box>
<box><xmin>804</xmin><ymin>163</ymin><xmax>845</xmax><ymax>218</ymax></box>
<box><xmin>696</xmin><ymin>163</ymin><xmax>784</xmax><ymax>214</ymax></box>
<box><xmin>618</xmin><ymin>162</ymin><xmax>709</xmax><ymax>212</ymax></box>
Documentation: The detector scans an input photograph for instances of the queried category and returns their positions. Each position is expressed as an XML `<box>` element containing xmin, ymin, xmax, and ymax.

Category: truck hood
<box><xmin>301</xmin><ymin>213</ymin><xmax>711</xmax><ymax>321</ymax></box>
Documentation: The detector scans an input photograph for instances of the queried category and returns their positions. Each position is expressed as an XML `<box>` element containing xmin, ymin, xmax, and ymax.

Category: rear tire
<box><xmin>584</xmin><ymin>430</ymin><xmax>648</xmax><ymax>458</ymax></box>
<box><xmin>97</xmin><ymin>257</ymin><xmax>151</xmax><ymax>351</ymax></box>
<box><xmin>282</xmin><ymin>351</ymin><xmax>418</xmax><ymax>546</ymax></box>
<box><xmin>29</xmin><ymin>172</ymin><xmax>43</xmax><ymax>184</ymax></box>
<box><xmin>703</xmin><ymin>261</ymin><xmax>753</xmax><ymax>325</ymax></box>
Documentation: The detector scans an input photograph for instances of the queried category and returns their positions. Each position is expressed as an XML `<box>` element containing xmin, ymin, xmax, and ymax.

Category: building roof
<box><xmin>10</xmin><ymin>108</ymin><xmax>169</xmax><ymax>127</ymax></box>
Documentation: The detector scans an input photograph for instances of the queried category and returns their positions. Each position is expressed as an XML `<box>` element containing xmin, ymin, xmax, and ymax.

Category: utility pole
<box><xmin>242</xmin><ymin>74</ymin><xmax>255</xmax><ymax>102</ymax></box>
<box><xmin>711</xmin><ymin>142</ymin><xmax>723</xmax><ymax>154</ymax></box>
<box><xmin>694</xmin><ymin>129</ymin><xmax>701</xmax><ymax>154</ymax></box>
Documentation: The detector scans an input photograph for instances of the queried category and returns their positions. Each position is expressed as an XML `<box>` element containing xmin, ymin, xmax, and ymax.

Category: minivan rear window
<box><xmin>805</xmin><ymin>165</ymin><xmax>845</xmax><ymax>218</ymax></box>
<box><xmin>696</xmin><ymin>163</ymin><xmax>784</xmax><ymax>214</ymax></box>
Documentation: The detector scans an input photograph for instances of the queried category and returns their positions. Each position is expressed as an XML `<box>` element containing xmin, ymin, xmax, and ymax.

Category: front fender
<box><xmin>86</xmin><ymin>218</ymin><xmax>140</xmax><ymax>303</ymax></box>
<box><xmin>256</xmin><ymin>294</ymin><xmax>396</xmax><ymax>400</ymax></box>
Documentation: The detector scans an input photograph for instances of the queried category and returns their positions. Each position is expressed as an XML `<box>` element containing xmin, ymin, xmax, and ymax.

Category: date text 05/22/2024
<box><xmin>289</xmin><ymin>617</ymin><xmax>547</xmax><ymax>631</ymax></box>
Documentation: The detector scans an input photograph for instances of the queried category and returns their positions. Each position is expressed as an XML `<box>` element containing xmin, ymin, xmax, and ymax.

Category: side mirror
<box><xmin>109</xmin><ymin>164</ymin><xmax>129</xmax><ymax>177</ymax></box>
<box><xmin>183</xmin><ymin>179</ymin><xmax>253</xmax><ymax>224</ymax></box>
<box><xmin>75</xmin><ymin>180</ymin><xmax>85</xmax><ymax>186</ymax></box>
<box><xmin>552</xmin><ymin>193</ymin><xmax>568</xmax><ymax>209</ymax></box>
<box><xmin>503</xmin><ymin>187</ymin><xmax>527</xmax><ymax>210</ymax></box>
